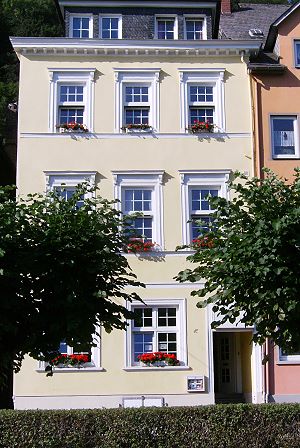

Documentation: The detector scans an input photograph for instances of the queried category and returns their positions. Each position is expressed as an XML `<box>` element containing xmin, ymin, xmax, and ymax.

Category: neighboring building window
<box><xmin>114</xmin><ymin>69</ymin><xmax>160</xmax><ymax>132</ymax></box>
<box><xmin>188</xmin><ymin>85</ymin><xmax>214</xmax><ymax>126</ymax></box>
<box><xmin>155</xmin><ymin>16</ymin><xmax>178</xmax><ymax>40</ymax></box>
<box><xmin>271</xmin><ymin>116</ymin><xmax>299</xmax><ymax>158</ymax></box>
<box><xmin>69</xmin><ymin>14</ymin><xmax>93</xmax><ymax>38</ymax></box>
<box><xmin>295</xmin><ymin>40</ymin><xmax>300</xmax><ymax>68</ymax></box>
<box><xmin>184</xmin><ymin>17</ymin><xmax>206</xmax><ymax>40</ymax></box>
<box><xmin>112</xmin><ymin>171</ymin><xmax>164</xmax><ymax>248</ymax></box>
<box><xmin>48</xmin><ymin>69</ymin><xmax>95</xmax><ymax>133</ymax></box>
<box><xmin>126</xmin><ymin>299</ymin><xmax>187</xmax><ymax>367</ymax></box>
<box><xmin>279</xmin><ymin>348</ymin><xmax>300</xmax><ymax>363</ymax></box>
<box><xmin>179</xmin><ymin>171</ymin><xmax>230</xmax><ymax>245</ymax></box>
<box><xmin>179</xmin><ymin>69</ymin><xmax>225</xmax><ymax>133</ymax></box>
<box><xmin>100</xmin><ymin>15</ymin><xmax>122</xmax><ymax>39</ymax></box>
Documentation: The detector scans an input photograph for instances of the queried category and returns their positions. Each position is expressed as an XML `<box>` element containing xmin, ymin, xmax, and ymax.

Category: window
<box><xmin>184</xmin><ymin>17</ymin><xmax>206</xmax><ymax>40</ymax></box>
<box><xmin>279</xmin><ymin>347</ymin><xmax>300</xmax><ymax>363</ymax></box>
<box><xmin>114</xmin><ymin>69</ymin><xmax>160</xmax><ymax>132</ymax></box>
<box><xmin>123</xmin><ymin>189</ymin><xmax>153</xmax><ymax>241</ymax></box>
<box><xmin>126</xmin><ymin>299</ymin><xmax>187</xmax><ymax>367</ymax></box>
<box><xmin>179</xmin><ymin>69</ymin><xmax>225</xmax><ymax>133</ymax></box>
<box><xmin>100</xmin><ymin>15</ymin><xmax>122</xmax><ymax>38</ymax></box>
<box><xmin>45</xmin><ymin>172</ymin><xmax>97</xmax><ymax>204</ymax></box>
<box><xmin>155</xmin><ymin>16</ymin><xmax>178</xmax><ymax>40</ymax></box>
<box><xmin>112</xmin><ymin>171</ymin><xmax>164</xmax><ymax>248</ymax></box>
<box><xmin>188</xmin><ymin>85</ymin><xmax>214</xmax><ymax>126</ymax></box>
<box><xmin>271</xmin><ymin>116</ymin><xmax>299</xmax><ymax>158</ymax></box>
<box><xmin>124</xmin><ymin>86</ymin><xmax>150</xmax><ymax>127</ymax></box>
<box><xmin>295</xmin><ymin>40</ymin><xmax>300</xmax><ymax>68</ymax></box>
<box><xmin>179</xmin><ymin>171</ymin><xmax>230</xmax><ymax>245</ymax></box>
<box><xmin>48</xmin><ymin>69</ymin><xmax>95</xmax><ymax>133</ymax></box>
<box><xmin>69</xmin><ymin>14</ymin><xmax>93</xmax><ymax>38</ymax></box>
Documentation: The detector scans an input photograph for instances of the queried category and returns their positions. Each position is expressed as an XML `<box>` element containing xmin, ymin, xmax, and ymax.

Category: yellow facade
<box><xmin>12</xmin><ymin>38</ymin><xmax>263</xmax><ymax>408</ymax></box>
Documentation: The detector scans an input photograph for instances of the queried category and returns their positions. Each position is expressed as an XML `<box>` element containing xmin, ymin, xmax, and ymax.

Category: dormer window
<box><xmin>69</xmin><ymin>14</ymin><xmax>93</xmax><ymax>38</ymax></box>
<box><xmin>100</xmin><ymin>15</ymin><xmax>122</xmax><ymax>39</ymax></box>
<box><xmin>155</xmin><ymin>16</ymin><xmax>178</xmax><ymax>40</ymax></box>
<box><xmin>184</xmin><ymin>17</ymin><xmax>206</xmax><ymax>40</ymax></box>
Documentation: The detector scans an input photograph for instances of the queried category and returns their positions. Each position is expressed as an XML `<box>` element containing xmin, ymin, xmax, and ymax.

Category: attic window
<box><xmin>249</xmin><ymin>29</ymin><xmax>264</xmax><ymax>38</ymax></box>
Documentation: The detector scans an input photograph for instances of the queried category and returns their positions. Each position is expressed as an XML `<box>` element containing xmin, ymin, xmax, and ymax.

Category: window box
<box><xmin>138</xmin><ymin>352</ymin><xmax>180</xmax><ymax>367</ymax></box>
<box><xmin>57</xmin><ymin>122</ymin><xmax>89</xmax><ymax>133</ymax></box>
<box><xmin>50</xmin><ymin>353</ymin><xmax>94</xmax><ymax>369</ymax></box>
<box><xmin>187</xmin><ymin>121</ymin><xmax>214</xmax><ymax>134</ymax></box>
<box><xmin>127</xmin><ymin>238</ymin><xmax>156</xmax><ymax>253</ymax></box>
<box><xmin>192</xmin><ymin>237</ymin><xmax>214</xmax><ymax>249</ymax></box>
<box><xmin>121</xmin><ymin>124</ymin><xmax>152</xmax><ymax>133</ymax></box>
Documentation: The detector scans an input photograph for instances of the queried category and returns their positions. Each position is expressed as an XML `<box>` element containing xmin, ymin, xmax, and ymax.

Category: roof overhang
<box><xmin>264</xmin><ymin>0</ymin><xmax>300</xmax><ymax>51</ymax></box>
<box><xmin>247</xmin><ymin>63</ymin><xmax>286</xmax><ymax>75</ymax></box>
<box><xmin>10</xmin><ymin>37</ymin><xmax>262</xmax><ymax>58</ymax></box>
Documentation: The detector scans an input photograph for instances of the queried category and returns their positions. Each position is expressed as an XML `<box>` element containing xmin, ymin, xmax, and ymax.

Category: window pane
<box><xmin>59</xmin><ymin>108</ymin><xmax>84</xmax><ymax>124</ymax></box>
<box><xmin>134</xmin><ymin>333</ymin><xmax>153</xmax><ymax>361</ymax></box>
<box><xmin>125</xmin><ymin>108</ymin><xmax>149</xmax><ymax>125</ymax></box>
<box><xmin>134</xmin><ymin>308</ymin><xmax>152</xmax><ymax>327</ymax></box>
<box><xmin>186</xmin><ymin>20</ymin><xmax>203</xmax><ymax>40</ymax></box>
<box><xmin>60</xmin><ymin>85</ymin><xmax>83</xmax><ymax>103</ymax></box>
<box><xmin>189</xmin><ymin>86</ymin><xmax>213</xmax><ymax>103</ymax></box>
<box><xmin>132</xmin><ymin>217</ymin><xmax>153</xmax><ymax>241</ymax></box>
<box><xmin>272</xmin><ymin>117</ymin><xmax>296</xmax><ymax>156</ymax></box>
<box><xmin>59</xmin><ymin>341</ymin><xmax>68</xmax><ymax>354</ymax></box>
<box><xmin>101</xmin><ymin>17</ymin><xmax>119</xmax><ymax>38</ymax></box>
<box><xmin>158</xmin><ymin>308</ymin><xmax>177</xmax><ymax>326</ymax></box>
<box><xmin>157</xmin><ymin>19</ymin><xmax>174</xmax><ymax>39</ymax></box>
<box><xmin>192</xmin><ymin>216</ymin><xmax>213</xmax><ymax>239</ymax></box>
<box><xmin>158</xmin><ymin>333</ymin><xmax>177</xmax><ymax>355</ymax></box>
<box><xmin>190</xmin><ymin>108</ymin><xmax>214</xmax><ymax>124</ymax></box>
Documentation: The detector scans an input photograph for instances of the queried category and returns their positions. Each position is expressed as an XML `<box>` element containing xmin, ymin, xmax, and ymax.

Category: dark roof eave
<box><xmin>53</xmin><ymin>0</ymin><xmax>64</xmax><ymax>25</ymax></box>
<box><xmin>247</xmin><ymin>63</ymin><xmax>286</xmax><ymax>75</ymax></box>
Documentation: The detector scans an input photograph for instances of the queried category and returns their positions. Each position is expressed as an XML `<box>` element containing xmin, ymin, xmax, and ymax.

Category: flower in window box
<box><xmin>121</xmin><ymin>123</ymin><xmax>152</xmax><ymax>133</ymax></box>
<box><xmin>192</xmin><ymin>237</ymin><xmax>214</xmax><ymax>249</ymax></box>
<box><xmin>50</xmin><ymin>353</ymin><xmax>90</xmax><ymax>368</ymax></box>
<box><xmin>187</xmin><ymin>121</ymin><xmax>214</xmax><ymax>134</ymax></box>
<box><xmin>57</xmin><ymin>122</ymin><xmax>89</xmax><ymax>133</ymax></box>
<box><xmin>127</xmin><ymin>238</ymin><xmax>156</xmax><ymax>253</ymax></box>
<box><xmin>137</xmin><ymin>352</ymin><xmax>180</xmax><ymax>367</ymax></box>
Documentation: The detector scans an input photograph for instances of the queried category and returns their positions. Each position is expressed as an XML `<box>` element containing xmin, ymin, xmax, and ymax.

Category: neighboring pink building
<box><xmin>249</xmin><ymin>1</ymin><xmax>300</xmax><ymax>402</ymax></box>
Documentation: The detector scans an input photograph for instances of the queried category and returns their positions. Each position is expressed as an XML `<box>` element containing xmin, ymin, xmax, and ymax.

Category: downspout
<box><xmin>249</xmin><ymin>73</ymin><xmax>259</xmax><ymax>177</ymax></box>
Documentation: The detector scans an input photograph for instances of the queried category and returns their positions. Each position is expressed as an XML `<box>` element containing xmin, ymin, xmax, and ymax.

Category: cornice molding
<box><xmin>10</xmin><ymin>37</ymin><xmax>261</xmax><ymax>57</ymax></box>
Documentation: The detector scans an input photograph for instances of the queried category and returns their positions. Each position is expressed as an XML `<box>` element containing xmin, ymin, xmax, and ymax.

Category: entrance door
<box><xmin>214</xmin><ymin>333</ymin><xmax>236</xmax><ymax>394</ymax></box>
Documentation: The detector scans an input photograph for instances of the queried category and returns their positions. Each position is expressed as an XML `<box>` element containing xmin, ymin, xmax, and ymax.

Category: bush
<box><xmin>0</xmin><ymin>404</ymin><xmax>300</xmax><ymax>448</ymax></box>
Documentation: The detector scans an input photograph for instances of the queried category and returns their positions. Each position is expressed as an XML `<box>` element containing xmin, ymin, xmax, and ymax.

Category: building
<box><xmin>11</xmin><ymin>0</ymin><xmax>264</xmax><ymax>409</ymax></box>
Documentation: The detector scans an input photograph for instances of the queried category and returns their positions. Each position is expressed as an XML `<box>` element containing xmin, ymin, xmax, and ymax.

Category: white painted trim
<box><xmin>48</xmin><ymin>68</ymin><xmax>96</xmax><ymax>133</ymax></box>
<box><xmin>178</xmin><ymin>69</ymin><xmax>226</xmax><ymax>133</ymax></box>
<box><xmin>20</xmin><ymin>132</ymin><xmax>252</xmax><ymax>139</ymax></box>
<box><xmin>69</xmin><ymin>13</ymin><xmax>93</xmax><ymax>38</ymax></box>
<box><xmin>183</xmin><ymin>15</ymin><xmax>207</xmax><ymax>41</ymax></box>
<box><xmin>125</xmin><ymin>298</ymin><xmax>187</xmax><ymax>368</ymax></box>
<box><xmin>207</xmin><ymin>305</ymin><xmax>215</xmax><ymax>397</ymax></box>
<box><xmin>99</xmin><ymin>14</ymin><xmax>122</xmax><ymax>39</ymax></box>
<box><xmin>155</xmin><ymin>15</ymin><xmax>178</xmax><ymax>40</ymax></box>
<box><xmin>251</xmin><ymin>342</ymin><xmax>263</xmax><ymax>403</ymax></box>
<box><xmin>112</xmin><ymin>171</ymin><xmax>164</xmax><ymax>248</ymax></box>
<box><xmin>294</xmin><ymin>40</ymin><xmax>300</xmax><ymax>68</ymax></box>
<box><xmin>10</xmin><ymin>37</ymin><xmax>262</xmax><ymax>57</ymax></box>
<box><xmin>179</xmin><ymin>170</ymin><xmax>230</xmax><ymax>245</ymax></box>
<box><xmin>44</xmin><ymin>171</ymin><xmax>97</xmax><ymax>193</ymax></box>
<box><xmin>58</xmin><ymin>1</ymin><xmax>216</xmax><ymax>10</ymax></box>
<box><xmin>113</xmin><ymin>69</ymin><xmax>160</xmax><ymax>133</ymax></box>
<box><xmin>142</xmin><ymin>282</ymin><xmax>204</xmax><ymax>288</ymax></box>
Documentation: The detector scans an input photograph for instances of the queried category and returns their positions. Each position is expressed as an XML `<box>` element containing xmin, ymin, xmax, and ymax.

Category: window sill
<box><xmin>277</xmin><ymin>360</ymin><xmax>300</xmax><ymax>365</ymax></box>
<box><xmin>36</xmin><ymin>367</ymin><xmax>105</xmax><ymax>373</ymax></box>
<box><xmin>123</xmin><ymin>366</ymin><xmax>191</xmax><ymax>371</ymax></box>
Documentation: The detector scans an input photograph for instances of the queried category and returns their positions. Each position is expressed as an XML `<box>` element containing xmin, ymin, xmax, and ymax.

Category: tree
<box><xmin>0</xmin><ymin>185</ymin><xmax>143</xmax><ymax>385</ymax></box>
<box><xmin>176</xmin><ymin>169</ymin><xmax>300</xmax><ymax>352</ymax></box>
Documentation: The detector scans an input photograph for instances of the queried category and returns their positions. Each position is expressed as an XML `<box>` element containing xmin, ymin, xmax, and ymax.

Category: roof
<box><xmin>265</xmin><ymin>0</ymin><xmax>300</xmax><ymax>50</ymax></box>
<box><xmin>219</xmin><ymin>3</ymin><xmax>290</xmax><ymax>43</ymax></box>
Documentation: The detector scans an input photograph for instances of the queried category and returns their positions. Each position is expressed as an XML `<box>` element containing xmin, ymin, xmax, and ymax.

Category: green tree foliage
<box><xmin>0</xmin><ymin>0</ymin><xmax>63</xmax><ymax>141</ymax></box>
<box><xmin>0</xmin><ymin>186</ymin><xmax>143</xmax><ymax>385</ymax></box>
<box><xmin>176</xmin><ymin>170</ymin><xmax>300</xmax><ymax>352</ymax></box>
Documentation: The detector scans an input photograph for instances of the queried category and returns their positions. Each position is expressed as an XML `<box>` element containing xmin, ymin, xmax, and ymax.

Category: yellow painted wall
<box><xmin>240</xmin><ymin>332</ymin><xmax>252</xmax><ymax>393</ymax></box>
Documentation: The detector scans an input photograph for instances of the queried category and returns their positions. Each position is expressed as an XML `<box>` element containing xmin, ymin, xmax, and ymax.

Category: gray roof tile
<box><xmin>219</xmin><ymin>3</ymin><xmax>290</xmax><ymax>42</ymax></box>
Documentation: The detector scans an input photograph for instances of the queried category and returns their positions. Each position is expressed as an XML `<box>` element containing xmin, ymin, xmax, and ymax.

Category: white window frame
<box><xmin>125</xmin><ymin>299</ymin><xmax>187</xmax><ymax>368</ymax></box>
<box><xmin>179</xmin><ymin>171</ymin><xmax>230</xmax><ymax>245</ymax></box>
<box><xmin>112</xmin><ymin>171</ymin><xmax>164</xmax><ymax>249</ymax></box>
<box><xmin>44</xmin><ymin>171</ymin><xmax>97</xmax><ymax>198</ymax></box>
<box><xmin>178</xmin><ymin>69</ymin><xmax>225</xmax><ymax>133</ymax></box>
<box><xmin>155</xmin><ymin>15</ymin><xmax>178</xmax><ymax>40</ymax></box>
<box><xmin>271</xmin><ymin>115</ymin><xmax>299</xmax><ymax>159</ymax></box>
<box><xmin>114</xmin><ymin>69</ymin><xmax>160</xmax><ymax>133</ymax></box>
<box><xmin>69</xmin><ymin>13</ymin><xmax>93</xmax><ymax>38</ymax></box>
<box><xmin>48</xmin><ymin>68</ymin><xmax>96</xmax><ymax>133</ymax></box>
<box><xmin>183</xmin><ymin>15</ymin><xmax>207</xmax><ymax>40</ymax></box>
<box><xmin>294</xmin><ymin>40</ymin><xmax>300</xmax><ymax>68</ymax></box>
<box><xmin>278</xmin><ymin>347</ymin><xmax>300</xmax><ymax>364</ymax></box>
<box><xmin>99</xmin><ymin>14</ymin><xmax>122</xmax><ymax>39</ymax></box>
